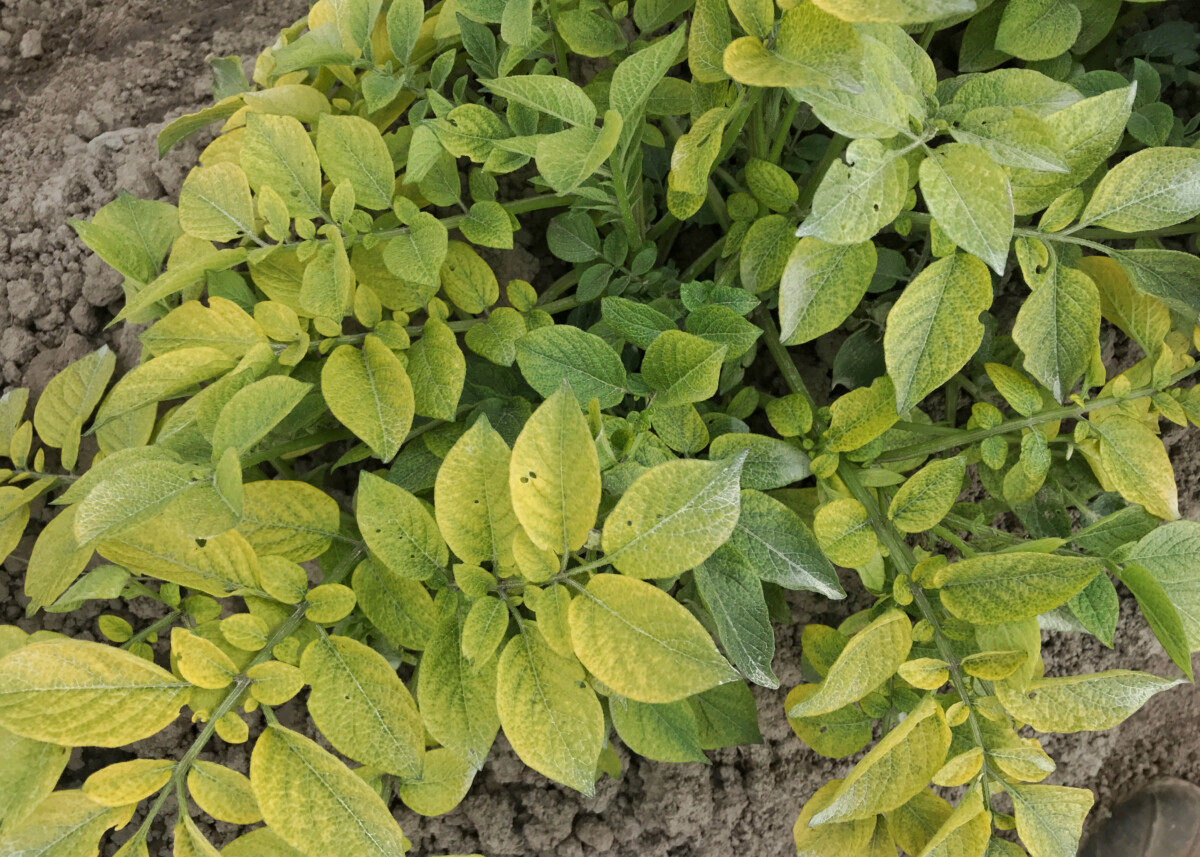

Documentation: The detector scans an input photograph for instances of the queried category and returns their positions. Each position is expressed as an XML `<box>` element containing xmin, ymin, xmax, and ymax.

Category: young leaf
<box><xmin>884</xmin><ymin>253</ymin><xmax>993</xmax><ymax>414</ymax></box>
<box><xmin>250</xmin><ymin>725</ymin><xmax>408</xmax><ymax>857</ymax></box>
<box><xmin>509</xmin><ymin>384</ymin><xmax>601</xmax><ymax>554</ymax></box>
<box><xmin>602</xmin><ymin>454</ymin><xmax>745</xmax><ymax>578</ymax></box>
<box><xmin>569</xmin><ymin>574</ymin><xmax>739</xmax><ymax>702</ymax></box>
<box><xmin>496</xmin><ymin>628</ymin><xmax>604</xmax><ymax>794</ymax></box>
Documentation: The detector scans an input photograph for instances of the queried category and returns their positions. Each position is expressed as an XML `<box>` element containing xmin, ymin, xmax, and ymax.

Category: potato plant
<box><xmin>2</xmin><ymin>0</ymin><xmax>1200</xmax><ymax>855</ymax></box>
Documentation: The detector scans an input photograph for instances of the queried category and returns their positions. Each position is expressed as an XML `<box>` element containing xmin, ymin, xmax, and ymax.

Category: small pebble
<box><xmin>18</xmin><ymin>29</ymin><xmax>42</xmax><ymax>59</ymax></box>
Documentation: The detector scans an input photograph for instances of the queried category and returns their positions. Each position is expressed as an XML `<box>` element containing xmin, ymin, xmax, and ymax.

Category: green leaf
<box><xmin>0</xmin><ymin>639</ymin><xmax>189</xmax><ymax>746</ymax></box>
<box><xmin>688</xmin><ymin>0</ymin><xmax>731</xmax><ymax>83</ymax></box>
<box><xmin>435</xmin><ymin>416</ymin><xmax>517</xmax><ymax>567</ymax></box>
<box><xmin>417</xmin><ymin>613</ymin><xmax>499</xmax><ymax>766</ymax></box>
<box><xmin>352</xmin><ymin>558</ymin><xmax>437</xmax><ymax>651</ymax></box>
<box><xmin>481</xmin><ymin>75</ymin><xmax>597</xmax><ymax>127</ymax></box>
<box><xmin>302</xmin><ymin>633</ymin><xmax>424</xmax><ymax>778</ymax></box>
<box><xmin>745</xmin><ymin>158</ymin><xmax>799</xmax><ymax>213</ymax></box>
<box><xmin>315</xmin><ymin>115</ymin><xmax>396</xmax><ymax>210</ymax></box>
<box><xmin>884</xmin><ymin>253</ymin><xmax>993</xmax><ymax>414</ymax></box>
<box><xmin>440</xmin><ymin>240</ymin><xmax>499</xmax><ymax>314</ymax></box>
<box><xmin>611</xmin><ymin>697</ymin><xmax>708</xmax><ymax>763</ymax></box>
<box><xmin>357</xmin><ymin>471</ymin><xmax>448</xmax><ymax>581</ymax></box>
<box><xmin>738</xmin><ymin>215</ymin><xmax>795</xmax><ymax>294</ymax></box>
<box><xmin>178</xmin><ymin>163</ymin><xmax>256</xmax><ymax>242</ymax></box>
<box><xmin>407</xmin><ymin>317</ymin><xmax>466</xmax><ymax>422</ymax></box>
<box><xmin>811</xmin><ymin>696</ymin><xmax>951</xmax><ymax>824</ymax></box>
<box><xmin>919</xmin><ymin>144</ymin><xmax>1014</xmax><ymax>274</ymax></box>
<box><xmin>798</xmin><ymin>139</ymin><xmax>909</xmax><ymax>244</ymax></box>
<box><xmin>935</xmin><ymin>553</ymin><xmax>1102</xmax><ymax>623</ymax></box>
<box><xmin>888</xmin><ymin>456</ymin><xmax>965</xmax><ymax>533</ymax></box>
<box><xmin>1091</xmin><ymin>413</ymin><xmax>1179</xmax><ymax>521</ymax></box>
<box><xmin>788</xmin><ymin>609</ymin><xmax>912</xmax><ymax>718</ymax></box>
<box><xmin>811</xmin><ymin>0</ymin><xmax>973</xmax><ymax>23</ymax></box>
<box><xmin>240</xmin><ymin>113</ymin><xmax>323</xmax><ymax>218</ymax></box>
<box><xmin>1112</xmin><ymin>249</ymin><xmax>1200</xmax><ymax>320</ymax></box>
<box><xmin>386</xmin><ymin>0</ymin><xmax>422</xmax><ymax>62</ymax></box>
<box><xmin>708</xmin><ymin>433</ymin><xmax>810</xmax><ymax>490</ymax></box>
<box><xmin>722</xmin><ymin>489</ymin><xmax>842</xmax><ymax>596</ymax></box>
<box><xmin>1120</xmin><ymin>563</ymin><xmax>1193</xmax><ymax>680</ymax></box>
<box><xmin>33</xmin><ymin>347</ymin><xmax>115</xmax><ymax>450</ymax></box>
<box><xmin>601</xmin><ymin>296</ymin><xmax>675</xmax><ymax>349</ymax></box>
<box><xmin>602</xmin><ymin>454</ymin><xmax>745</xmax><ymax>578</ymax></box>
<box><xmin>546</xmin><ymin>211</ymin><xmax>601</xmax><ymax>263</ymax></box>
<box><xmin>496</xmin><ymin>628</ymin><xmax>604</xmax><ymax>794</ymax></box>
<box><xmin>569</xmin><ymin>574</ymin><xmax>738</xmax><ymax>702</ymax></box>
<box><xmin>516</xmin><ymin>325</ymin><xmax>627</xmax><ymax>409</ymax></box>
<box><xmin>322</xmin><ymin>336</ymin><xmax>413</xmax><ymax>462</ymax></box>
<box><xmin>535</xmin><ymin>110</ymin><xmax>623</xmax><ymax>193</ymax></box>
<box><xmin>641</xmin><ymin>329</ymin><xmax>726</xmax><ymax>407</ymax></box>
<box><xmin>24</xmin><ymin>506</ymin><xmax>93</xmax><ymax>612</ymax></box>
<box><xmin>695</xmin><ymin>552</ymin><xmax>778</xmax><ymax>688</ymax></box>
<box><xmin>510</xmin><ymin>384</ymin><xmax>601</xmax><ymax>554</ymax></box>
<box><xmin>211</xmin><ymin>375</ymin><xmax>311</xmax><ymax>461</ymax></box>
<box><xmin>780</xmin><ymin>239</ymin><xmax>877</xmax><ymax>345</ymax></box>
<box><xmin>1127</xmin><ymin>521</ymin><xmax>1200</xmax><ymax>650</ymax></box>
<box><xmin>1066</xmin><ymin>570</ymin><xmax>1120</xmax><ymax>647</ymax></box>
<box><xmin>996</xmin><ymin>0</ymin><xmax>1081</xmax><ymax>61</ymax></box>
<box><xmin>0</xmin><ymin>727</ymin><xmax>69</xmax><ymax>834</ymax></box>
<box><xmin>610</xmin><ymin>28</ymin><xmax>686</xmax><ymax>150</ymax></box>
<box><xmin>0</xmin><ymin>791</ymin><xmax>129</xmax><ymax>857</ymax></box>
<box><xmin>1012</xmin><ymin>263</ymin><xmax>1100</xmax><ymax>402</ymax></box>
<box><xmin>1006</xmin><ymin>784</ymin><xmax>1093</xmax><ymax>857</ymax></box>
<box><xmin>947</xmin><ymin>107</ymin><xmax>1069</xmax><ymax>173</ymax></box>
<box><xmin>995</xmin><ymin>669</ymin><xmax>1184</xmax><ymax>732</ymax></box>
<box><xmin>459</xmin><ymin>200</ymin><xmax>513</xmax><ymax>249</ymax></box>
<box><xmin>1080</xmin><ymin>147</ymin><xmax>1200</xmax><ymax>232</ymax></box>
<box><xmin>723</xmin><ymin>5</ymin><xmax>861</xmax><ymax>92</ymax></box>
<box><xmin>382</xmin><ymin>212</ymin><xmax>449</xmax><ymax>294</ymax></box>
<box><xmin>250</xmin><ymin>725</ymin><xmax>407</xmax><ymax>857</ymax></box>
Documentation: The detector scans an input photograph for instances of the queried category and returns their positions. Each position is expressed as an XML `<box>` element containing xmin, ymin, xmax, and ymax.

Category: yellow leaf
<box><xmin>173</xmin><ymin>628</ymin><xmax>238</xmax><ymax>690</ymax></box>
<box><xmin>995</xmin><ymin>670</ymin><xmax>1184</xmax><ymax>733</ymax></box>
<box><xmin>0</xmin><ymin>640</ymin><xmax>189</xmax><ymax>747</ymax></box>
<box><xmin>932</xmin><ymin>747</ymin><xmax>983</xmax><ymax>787</ymax></box>
<box><xmin>1091</xmin><ymin>413</ymin><xmax>1179</xmax><ymax>520</ymax></box>
<box><xmin>321</xmin><ymin>336</ymin><xmax>414</xmax><ymax>462</ymax></box>
<box><xmin>188</xmin><ymin>761</ymin><xmax>262</xmax><ymax>825</ymax></box>
<box><xmin>0</xmin><ymin>790</ymin><xmax>130</xmax><ymax>857</ymax></box>
<box><xmin>793</xmin><ymin>780</ymin><xmax>875</xmax><ymax>856</ymax></box>
<box><xmin>568</xmin><ymin>574</ymin><xmax>738</xmax><ymax>703</ymax></box>
<box><xmin>509</xmin><ymin>384</ymin><xmax>600</xmax><ymax>553</ymax></box>
<box><xmin>83</xmin><ymin>759</ymin><xmax>174</xmax><ymax>806</ymax></box>
<box><xmin>435</xmin><ymin>416</ymin><xmax>517</xmax><ymax>567</ymax></box>
<box><xmin>898</xmin><ymin>657</ymin><xmax>950</xmax><ymax>690</ymax></box>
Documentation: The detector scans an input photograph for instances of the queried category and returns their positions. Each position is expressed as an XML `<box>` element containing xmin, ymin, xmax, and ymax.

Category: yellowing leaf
<box><xmin>885</xmin><ymin>253</ymin><xmax>993</xmax><ymax>414</ymax></box>
<box><xmin>515</xmin><ymin>325</ymin><xmax>628</xmax><ymax>409</ymax></box>
<box><xmin>813</xmin><ymin>498</ymin><xmax>878</xmax><ymax>568</ymax></box>
<box><xmin>1091</xmin><ymin>413</ymin><xmax>1179</xmax><ymax>520</ymax></box>
<box><xmin>1012</xmin><ymin>264</ymin><xmax>1100</xmax><ymax>401</ymax></box>
<box><xmin>798</xmin><ymin>139</ymin><xmax>909</xmax><ymax>245</ymax></box>
<box><xmin>358</xmin><ymin>470</ymin><xmax>448</xmax><ymax>581</ymax></box>
<box><xmin>813</xmin><ymin>0</ymin><xmax>973</xmax><ymax>23</ymax></box>
<box><xmin>0</xmin><ymin>639</ymin><xmax>189</xmax><ymax>746</ymax></box>
<box><xmin>1007</xmin><ymin>784</ymin><xmax>1093</xmax><ymax>857</ymax></box>
<box><xmin>435</xmin><ymin>416</ymin><xmax>517</xmax><ymax>567</ymax></box>
<box><xmin>919</xmin><ymin>144</ymin><xmax>1013</xmax><ymax>275</ymax></box>
<box><xmin>302</xmin><ymin>633</ymin><xmax>424</xmax><ymax>779</ymax></box>
<box><xmin>932</xmin><ymin>747</ymin><xmax>983</xmax><ymax>787</ymax></box>
<box><xmin>241</xmin><ymin>113</ymin><xmax>323</xmax><ymax>218</ymax></box>
<box><xmin>0</xmin><ymin>727</ymin><xmax>70</xmax><ymax>833</ymax></box>
<box><xmin>250</xmin><ymin>725</ymin><xmax>408</xmax><ymax>857</ymax></box>
<box><xmin>780</xmin><ymin>239</ymin><xmax>878</xmax><ymax>346</ymax></box>
<box><xmin>0</xmin><ymin>791</ymin><xmax>129</xmax><ymax>857</ymax></box>
<box><xmin>602</xmin><ymin>455</ymin><xmax>745</xmax><ymax>579</ymax></box>
<box><xmin>825</xmin><ymin>375</ymin><xmax>899</xmax><ymax>453</ymax></box>
<box><xmin>33</xmin><ymin>346</ymin><xmax>115</xmax><ymax>450</ymax></box>
<box><xmin>496</xmin><ymin>629</ymin><xmax>603</xmax><ymax>794</ymax></box>
<box><xmin>222</xmin><ymin>827</ymin><xmax>308</xmax><ymax>857</ymax></box>
<box><xmin>173</xmin><ymin>628</ymin><xmax>238</xmax><ymax>689</ymax></box>
<box><xmin>322</xmin><ymin>336</ymin><xmax>414</xmax><ymax>462</ymax></box>
<box><xmin>352</xmin><ymin>558</ymin><xmax>438</xmax><ymax>651</ymax></box>
<box><xmin>787</xmin><ymin>609</ymin><xmax>911</xmax><ymax>718</ymax></box>
<box><xmin>569</xmin><ymin>574</ymin><xmax>738</xmax><ymax>703</ymax></box>
<box><xmin>812</xmin><ymin>697</ymin><xmax>950</xmax><ymax>824</ymax></box>
<box><xmin>417</xmin><ymin>614</ymin><xmax>499</xmax><ymax>766</ymax></box>
<box><xmin>247</xmin><ymin>660</ymin><xmax>305</xmax><ymax>706</ymax></box>
<box><xmin>641</xmin><ymin>330</ymin><xmax>726</xmax><ymax>407</ymax></box>
<box><xmin>316</xmin><ymin>114</ymin><xmax>396</xmax><ymax>210</ymax></box>
<box><xmin>934</xmin><ymin>553</ymin><xmax>1102</xmax><ymax>624</ymax></box>
<box><xmin>898</xmin><ymin>657</ymin><xmax>950</xmax><ymax>690</ymax></box>
<box><xmin>179</xmin><ymin>163</ymin><xmax>256</xmax><ymax>241</ymax></box>
<box><xmin>961</xmin><ymin>650</ymin><xmax>1028</xmax><ymax>681</ymax></box>
<box><xmin>188</xmin><ymin>761</ymin><xmax>262</xmax><ymax>825</ymax></box>
<box><xmin>211</xmin><ymin>375</ymin><xmax>312</xmax><ymax>461</ymax></box>
<box><xmin>888</xmin><ymin>457</ymin><xmax>965</xmax><ymax>533</ymax></box>
<box><xmin>396</xmin><ymin>747</ymin><xmax>475</xmax><ymax>817</ymax></box>
<box><xmin>24</xmin><ymin>506</ymin><xmax>93</xmax><ymax>613</ymax></box>
<box><xmin>509</xmin><ymin>384</ymin><xmax>600</xmax><ymax>554</ymax></box>
<box><xmin>407</xmin><ymin>317</ymin><xmax>466</xmax><ymax>421</ymax></box>
<box><xmin>995</xmin><ymin>670</ymin><xmax>1184</xmax><ymax>732</ymax></box>
<box><xmin>1079</xmin><ymin>147</ymin><xmax>1200</xmax><ymax>233</ymax></box>
<box><xmin>785</xmin><ymin>685</ymin><xmax>873</xmax><ymax>758</ymax></box>
<box><xmin>793</xmin><ymin>781</ymin><xmax>875</xmax><ymax>856</ymax></box>
<box><xmin>886</xmin><ymin>790</ymin><xmax>953</xmax><ymax>857</ymax></box>
<box><xmin>918</xmin><ymin>789</ymin><xmax>992</xmax><ymax>857</ymax></box>
<box><xmin>723</xmin><ymin>5</ymin><xmax>862</xmax><ymax>92</ymax></box>
<box><xmin>82</xmin><ymin>758</ymin><xmax>174</xmax><ymax>806</ymax></box>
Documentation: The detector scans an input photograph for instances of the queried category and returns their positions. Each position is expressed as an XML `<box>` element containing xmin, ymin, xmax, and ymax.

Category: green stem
<box><xmin>838</xmin><ymin>464</ymin><xmax>995</xmax><ymax>808</ymax></box>
<box><xmin>123</xmin><ymin>603</ymin><xmax>308</xmax><ymax>851</ymax></box>
<box><xmin>121</xmin><ymin>610</ymin><xmax>182</xmax><ymax>650</ymax></box>
<box><xmin>546</xmin><ymin>0</ymin><xmax>572</xmax><ymax>80</ymax></box>
<box><xmin>878</xmin><ymin>362</ymin><xmax>1200</xmax><ymax>463</ymax></box>
<box><xmin>768</xmin><ymin>100</ymin><xmax>802</xmax><ymax>165</ymax></box>
<box><xmin>755</xmin><ymin>307</ymin><xmax>819</xmax><ymax>416</ymax></box>
<box><xmin>679</xmin><ymin>236</ymin><xmax>727</xmax><ymax>282</ymax></box>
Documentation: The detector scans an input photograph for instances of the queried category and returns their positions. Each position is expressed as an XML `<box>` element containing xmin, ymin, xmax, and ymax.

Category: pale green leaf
<box><xmin>919</xmin><ymin>144</ymin><xmax>1014</xmax><ymax>274</ymax></box>
<box><xmin>516</xmin><ymin>325</ymin><xmax>627</xmax><ymax>409</ymax></box>
<box><xmin>1080</xmin><ymin>147</ymin><xmax>1200</xmax><ymax>233</ymax></box>
<box><xmin>179</xmin><ymin>163</ymin><xmax>256</xmax><ymax>241</ymax></box>
<box><xmin>780</xmin><ymin>239</ymin><xmax>877</xmax><ymax>345</ymax></box>
<box><xmin>322</xmin><ymin>336</ymin><xmax>413</xmax><ymax>462</ymax></box>
<box><xmin>357</xmin><ymin>471</ymin><xmax>448</xmax><ymax>581</ymax></box>
<box><xmin>798</xmin><ymin>139</ymin><xmax>908</xmax><ymax>244</ymax></box>
<box><xmin>316</xmin><ymin>114</ymin><xmax>396</xmax><ymax>210</ymax></box>
<box><xmin>995</xmin><ymin>670</ymin><xmax>1184</xmax><ymax>732</ymax></box>
<box><xmin>240</xmin><ymin>113</ymin><xmax>323</xmax><ymax>218</ymax></box>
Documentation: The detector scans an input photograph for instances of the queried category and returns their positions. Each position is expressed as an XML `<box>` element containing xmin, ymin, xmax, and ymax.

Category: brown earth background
<box><xmin>1</xmin><ymin>1</ymin><xmax>1198</xmax><ymax>854</ymax></box>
